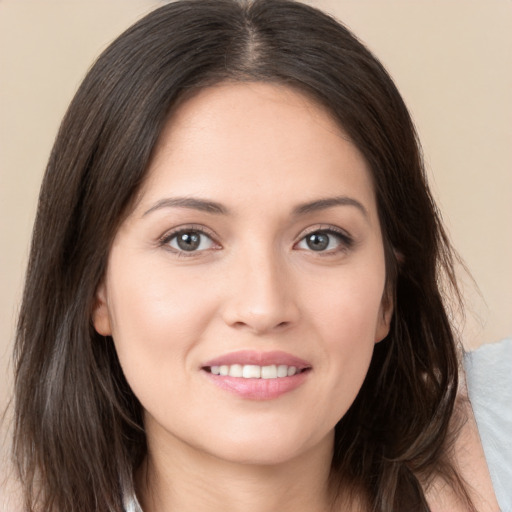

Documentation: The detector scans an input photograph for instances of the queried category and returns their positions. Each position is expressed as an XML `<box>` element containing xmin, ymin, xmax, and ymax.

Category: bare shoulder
<box><xmin>0</xmin><ymin>466</ymin><xmax>24</xmax><ymax>512</ymax></box>
<box><xmin>425</xmin><ymin>392</ymin><xmax>500</xmax><ymax>512</ymax></box>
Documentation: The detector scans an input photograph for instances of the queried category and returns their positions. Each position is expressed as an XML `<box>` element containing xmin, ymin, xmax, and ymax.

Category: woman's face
<box><xmin>93</xmin><ymin>82</ymin><xmax>392</xmax><ymax>465</ymax></box>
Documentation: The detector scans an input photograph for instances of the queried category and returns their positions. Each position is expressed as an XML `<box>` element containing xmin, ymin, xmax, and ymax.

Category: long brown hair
<box><xmin>13</xmin><ymin>1</ymin><xmax>470</xmax><ymax>510</ymax></box>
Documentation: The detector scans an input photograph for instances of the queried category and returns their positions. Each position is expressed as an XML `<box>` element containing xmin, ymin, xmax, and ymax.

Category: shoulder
<box><xmin>426</xmin><ymin>339</ymin><xmax>512</xmax><ymax>512</ymax></box>
<box><xmin>426</xmin><ymin>392</ymin><xmax>500</xmax><ymax>512</ymax></box>
<box><xmin>0</xmin><ymin>464</ymin><xmax>24</xmax><ymax>512</ymax></box>
<box><xmin>421</xmin><ymin>339</ymin><xmax>512</xmax><ymax>512</ymax></box>
<box><xmin>463</xmin><ymin>338</ymin><xmax>512</xmax><ymax>512</ymax></box>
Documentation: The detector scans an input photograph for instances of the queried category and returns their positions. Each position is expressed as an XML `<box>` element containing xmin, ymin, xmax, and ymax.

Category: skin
<box><xmin>426</xmin><ymin>389</ymin><xmax>500</xmax><ymax>512</ymax></box>
<box><xmin>92</xmin><ymin>82</ymin><xmax>497</xmax><ymax>511</ymax></box>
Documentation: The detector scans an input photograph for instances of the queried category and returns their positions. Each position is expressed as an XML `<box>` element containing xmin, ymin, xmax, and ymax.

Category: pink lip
<box><xmin>202</xmin><ymin>350</ymin><xmax>311</xmax><ymax>370</ymax></box>
<box><xmin>201</xmin><ymin>350</ymin><xmax>312</xmax><ymax>401</ymax></box>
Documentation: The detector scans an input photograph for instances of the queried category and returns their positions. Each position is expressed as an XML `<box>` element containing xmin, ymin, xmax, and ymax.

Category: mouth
<box><xmin>201</xmin><ymin>350</ymin><xmax>312</xmax><ymax>400</ymax></box>
<box><xmin>203</xmin><ymin>364</ymin><xmax>310</xmax><ymax>379</ymax></box>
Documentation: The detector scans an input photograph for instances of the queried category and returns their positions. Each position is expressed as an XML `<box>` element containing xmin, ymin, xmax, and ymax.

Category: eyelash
<box><xmin>158</xmin><ymin>225</ymin><xmax>354</xmax><ymax>257</ymax></box>
<box><xmin>159</xmin><ymin>225</ymin><xmax>220</xmax><ymax>257</ymax></box>
<box><xmin>294</xmin><ymin>226</ymin><xmax>354</xmax><ymax>255</ymax></box>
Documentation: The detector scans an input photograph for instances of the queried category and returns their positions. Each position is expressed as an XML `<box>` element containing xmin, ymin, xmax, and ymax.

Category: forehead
<box><xmin>137</xmin><ymin>82</ymin><xmax>377</xmax><ymax>222</ymax></box>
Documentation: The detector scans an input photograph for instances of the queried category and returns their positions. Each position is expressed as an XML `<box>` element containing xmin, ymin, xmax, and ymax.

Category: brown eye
<box><xmin>166</xmin><ymin>230</ymin><xmax>216</xmax><ymax>252</ymax></box>
<box><xmin>296</xmin><ymin>229</ymin><xmax>353</xmax><ymax>253</ymax></box>
<box><xmin>305</xmin><ymin>233</ymin><xmax>330</xmax><ymax>251</ymax></box>
<box><xmin>176</xmin><ymin>232</ymin><xmax>201</xmax><ymax>251</ymax></box>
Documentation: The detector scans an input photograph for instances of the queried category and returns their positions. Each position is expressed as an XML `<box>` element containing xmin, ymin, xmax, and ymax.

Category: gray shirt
<box><xmin>465</xmin><ymin>337</ymin><xmax>512</xmax><ymax>512</ymax></box>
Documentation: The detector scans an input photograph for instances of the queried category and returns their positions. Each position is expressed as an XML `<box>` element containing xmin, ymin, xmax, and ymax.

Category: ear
<box><xmin>92</xmin><ymin>280</ymin><xmax>112</xmax><ymax>336</ymax></box>
<box><xmin>375</xmin><ymin>284</ymin><xmax>394</xmax><ymax>343</ymax></box>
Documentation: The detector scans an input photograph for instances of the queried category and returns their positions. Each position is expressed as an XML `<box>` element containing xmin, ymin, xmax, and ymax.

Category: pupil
<box><xmin>307</xmin><ymin>233</ymin><xmax>329</xmax><ymax>251</ymax></box>
<box><xmin>177</xmin><ymin>232</ymin><xmax>200</xmax><ymax>251</ymax></box>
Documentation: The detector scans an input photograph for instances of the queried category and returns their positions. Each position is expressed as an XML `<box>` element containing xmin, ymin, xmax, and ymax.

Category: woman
<box><xmin>11</xmin><ymin>0</ymin><xmax>500</xmax><ymax>510</ymax></box>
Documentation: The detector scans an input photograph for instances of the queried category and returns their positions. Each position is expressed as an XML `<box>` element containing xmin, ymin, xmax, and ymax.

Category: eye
<box><xmin>295</xmin><ymin>229</ymin><xmax>352</xmax><ymax>253</ymax></box>
<box><xmin>163</xmin><ymin>229</ymin><xmax>217</xmax><ymax>253</ymax></box>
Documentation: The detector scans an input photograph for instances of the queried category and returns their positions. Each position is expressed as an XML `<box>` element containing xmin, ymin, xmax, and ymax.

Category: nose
<box><xmin>221</xmin><ymin>247</ymin><xmax>300</xmax><ymax>335</ymax></box>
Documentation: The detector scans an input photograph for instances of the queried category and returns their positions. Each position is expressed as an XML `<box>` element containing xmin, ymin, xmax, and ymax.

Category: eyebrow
<box><xmin>293</xmin><ymin>196</ymin><xmax>368</xmax><ymax>218</ymax></box>
<box><xmin>143</xmin><ymin>197</ymin><xmax>229</xmax><ymax>216</ymax></box>
<box><xmin>142</xmin><ymin>195</ymin><xmax>368</xmax><ymax>218</ymax></box>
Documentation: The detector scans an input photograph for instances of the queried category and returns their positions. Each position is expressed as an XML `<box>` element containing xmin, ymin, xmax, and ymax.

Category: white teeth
<box><xmin>261</xmin><ymin>365</ymin><xmax>277</xmax><ymax>379</ymax></box>
<box><xmin>209</xmin><ymin>364</ymin><xmax>302</xmax><ymax>379</ymax></box>
<box><xmin>277</xmin><ymin>365</ymin><xmax>288</xmax><ymax>378</ymax></box>
<box><xmin>242</xmin><ymin>365</ymin><xmax>261</xmax><ymax>378</ymax></box>
<box><xmin>287</xmin><ymin>366</ymin><xmax>297</xmax><ymax>376</ymax></box>
<box><xmin>229</xmin><ymin>364</ymin><xmax>243</xmax><ymax>377</ymax></box>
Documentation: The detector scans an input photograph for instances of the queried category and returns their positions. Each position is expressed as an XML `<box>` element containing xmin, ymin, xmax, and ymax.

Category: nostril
<box><xmin>231</xmin><ymin>320</ymin><xmax>290</xmax><ymax>332</ymax></box>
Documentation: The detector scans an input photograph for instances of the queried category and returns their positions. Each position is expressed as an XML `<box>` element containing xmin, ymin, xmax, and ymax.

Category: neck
<box><xmin>136</xmin><ymin>429</ymin><xmax>339</xmax><ymax>512</ymax></box>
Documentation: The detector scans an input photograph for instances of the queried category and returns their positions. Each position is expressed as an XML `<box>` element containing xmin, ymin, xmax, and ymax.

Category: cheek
<box><xmin>104</xmin><ymin>254</ymin><xmax>217</xmax><ymax>391</ymax></box>
<box><xmin>302</xmin><ymin>265</ymin><xmax>385</xmax><ymax>407</ymax></box>
<box><xmin>108</xmin><ymin>251</ymin><xmax>213</xmax><ymax>334</ymax></box>
<box><xmin>305</xmin><ymin>263</ymin><xmax>386</xmax><ymax>344</ymax></box>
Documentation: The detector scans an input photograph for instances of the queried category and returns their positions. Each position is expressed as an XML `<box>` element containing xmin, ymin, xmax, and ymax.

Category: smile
<box><xmin>201</xmin><ymin>351</ymin><xmax>312</xmax><ymax>400</ymax></box>
<box><xmin>207</xmin><ymin>364</ymin><xmax>303</xmax><ymax>379</ymax></box>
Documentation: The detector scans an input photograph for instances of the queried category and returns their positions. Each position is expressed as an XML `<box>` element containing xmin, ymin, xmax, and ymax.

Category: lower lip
<box><xmin>202</xmin><ymin>370</ymin><xmax>310</xmax><ymax>400</ymax></box>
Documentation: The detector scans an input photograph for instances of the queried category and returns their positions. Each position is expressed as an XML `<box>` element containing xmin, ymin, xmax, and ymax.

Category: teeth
<box><xmin>229</xmin><ymin>364</ymin><xmax>243</xmax><ymax>378</ymax></box>
<box><xmin>242</xmin><ymin>365</ymin><xmax>261</xmax><ymax>378</ymax></box>
<box><xmin>277</xmin><ymin>365</ymin><xmax>288</xmax><ymax>378</ymax></box>
<box><xmin>209</xmin><ymin>364</ymin><xmax>300</xmax><ymax>379</ymax></box>
<box><xmin>261</xmin><ymin>365</ymin><xmax>277</xmax><ymax>379</ymax></box>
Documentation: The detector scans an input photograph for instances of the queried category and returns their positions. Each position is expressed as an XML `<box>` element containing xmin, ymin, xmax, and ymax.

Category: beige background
<box><xmin>1</xmin><ymin>2</ymin><xmax>511</xmax><ymax>496</ymax></box>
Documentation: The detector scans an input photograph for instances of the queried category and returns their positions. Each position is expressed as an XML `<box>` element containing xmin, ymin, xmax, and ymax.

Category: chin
<box><xmin>213</xmin><ymin>444</ymin><xmax>307</xmax><ymax>466</ymax></box>
<box><xmin>203</xmin><ymin>426</ymin><xmax>332</xmax><ymax>467</ymax></box>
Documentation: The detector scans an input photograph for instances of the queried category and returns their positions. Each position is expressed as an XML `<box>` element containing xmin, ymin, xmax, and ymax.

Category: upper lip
<box><xmin>202</xmin><ymin>350</ymin><xmax>311</xmax><ymax>370</ymax></box>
